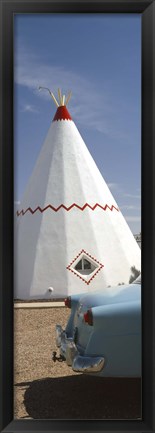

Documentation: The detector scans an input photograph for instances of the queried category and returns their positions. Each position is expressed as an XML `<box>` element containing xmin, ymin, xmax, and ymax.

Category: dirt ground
<box><xmin>14</xmin><ymin>306</ymin><xmax>142</xmax><ymax>420</ymax></box>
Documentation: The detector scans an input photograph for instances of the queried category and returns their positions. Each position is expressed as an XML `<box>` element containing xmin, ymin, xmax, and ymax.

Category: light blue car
<box><xmin>53</xmin><ymin>276</ymin><xmax>141</xmax><ymax>377</ymax></box>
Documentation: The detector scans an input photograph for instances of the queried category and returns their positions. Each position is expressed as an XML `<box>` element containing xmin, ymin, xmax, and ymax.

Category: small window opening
<box><xmin>74</xmin><ymin>256</ymin><xmax>97</xmax><ymax>275</ymax></box>
<box><xmin>75</xmin><ymin>259</ymin><xmax>82</xmax><ymax>270</ymax></box>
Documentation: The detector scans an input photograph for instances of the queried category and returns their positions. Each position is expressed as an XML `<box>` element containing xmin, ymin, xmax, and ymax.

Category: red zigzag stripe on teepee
<box><xmin>16</xmin><ymin>203</ymin><xmax>119</xmax><ymax>217</ymax></box>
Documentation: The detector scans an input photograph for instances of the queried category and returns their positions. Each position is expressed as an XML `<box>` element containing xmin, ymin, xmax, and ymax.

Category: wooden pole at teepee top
<box><xmin>38</xmin><ymin>87</ymin><xmax>72</xmax><ymax>107</ymax></box>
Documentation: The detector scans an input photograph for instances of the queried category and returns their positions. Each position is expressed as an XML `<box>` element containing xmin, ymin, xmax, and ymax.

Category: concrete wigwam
<box><xmin>15</xmin><ymin>89</ymin><xmax>141</xmax><ymax>299</ymax></box>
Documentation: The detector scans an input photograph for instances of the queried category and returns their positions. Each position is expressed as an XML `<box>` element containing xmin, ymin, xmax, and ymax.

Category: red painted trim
<box><xmin>53</xmin><ymin>106</ymin><xmax>72</xmax><ymax>121</ymax></box>
<box><xmin>66</xmin><ymin>249</ymin><xmax>104</xmax><ymax>285</ymax></box>
<box><xmin>17</xmin><ymin>203</ymin><xmax>119</xmax><ymax>217</ymax></box>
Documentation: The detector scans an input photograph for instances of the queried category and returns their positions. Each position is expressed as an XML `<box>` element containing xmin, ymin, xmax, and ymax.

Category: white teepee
<box><xmin>14</xmin><ymin>89</ymin><xmax>141</xmax><ymax>299</ymax></box>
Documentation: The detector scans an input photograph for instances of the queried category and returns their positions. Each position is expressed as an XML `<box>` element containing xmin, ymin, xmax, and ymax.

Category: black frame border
<box><xmin>0</xmin><ymin>0</ymin><xmax>155</xmax><ymax>432</ymax></box>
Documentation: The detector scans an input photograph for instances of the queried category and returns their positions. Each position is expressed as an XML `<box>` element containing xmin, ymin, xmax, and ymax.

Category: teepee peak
<box><xmin>53</xmin><ymin>105</ymin><xmax>72</xmax><ymax>121</ymax></box>
<box><xmin>38</xmin><ymin>87</ymin><xmax>72</xmax><ymax>121</ymax></box>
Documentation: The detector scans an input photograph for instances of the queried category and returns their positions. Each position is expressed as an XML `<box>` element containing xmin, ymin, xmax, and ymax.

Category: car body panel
<box><xmin>54</xmin><ymin>277</ymin><xmax>141</xmax><ymax>377</ymax></box>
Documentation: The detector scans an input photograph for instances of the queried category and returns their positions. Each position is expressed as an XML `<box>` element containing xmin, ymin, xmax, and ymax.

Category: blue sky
<box><xmin>14</xmin><ymin>14</ymin><xmax>141</xmax><ymax>234</ymax></box>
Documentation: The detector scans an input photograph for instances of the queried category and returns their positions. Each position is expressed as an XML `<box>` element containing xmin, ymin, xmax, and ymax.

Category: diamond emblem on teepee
<box><xmin>67</xmin><ymin>249</ymin><xmax>104</xmax><ymax>285</ymax></box>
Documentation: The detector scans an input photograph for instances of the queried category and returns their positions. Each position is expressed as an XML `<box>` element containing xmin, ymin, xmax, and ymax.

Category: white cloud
<box><xmin>21</xmin><ymin>104</ymin><xmax>39</xmax><ymax>113</ymax></box>
<box><xmin>14</xmin><ymin>200</ymin><xmax>20</xmax><ymax>205</ymax></box>
<box><xmin>123</xmin><ymin>193</ymin><xmax>141</xmax><ymax>199</ymax></box>
<box><xmin>125</xmin><ymin>216</ymin><xmax>141</xmax><ymax>222</ymax></box>
<box><xmin>14</xmin><ymin>45</ymin><xmax>121</xmax><ymax>136</ymax></box>
<box><xmin>120</xmin><ymin>205</ymin><xmax>140</xmax><ymax>210</ymax></box>
<box><xmin>107</xmin><ymin>183</ymin><xmax>119</xmax><ymax>190</ymax></box>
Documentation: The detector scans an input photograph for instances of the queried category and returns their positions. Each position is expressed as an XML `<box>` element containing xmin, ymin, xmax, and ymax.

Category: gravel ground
<box><xmin>14</xmin><ymin>307</ymin><xmax>142</xmax><ymax>420</ymax></box>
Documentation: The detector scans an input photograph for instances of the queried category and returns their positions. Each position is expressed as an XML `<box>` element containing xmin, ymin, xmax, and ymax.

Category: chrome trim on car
<box><xmin>72</xmin><ymin>355</ymin><xmax>105</xmax><ymax>373</ymax></box>
<box><xmin>54</xmin><ymin>324</ymin><xmax>105</xmax><ymax>373</ymax></box>
<box><xmin>55</xmin><ymin>324</ymin><xmax>63</xmax><ymax>347</ymax></box>
<box><xmin>66</xmin><ymin>339</ymin><xmax>79</xmax><ymax>366</ymax></box>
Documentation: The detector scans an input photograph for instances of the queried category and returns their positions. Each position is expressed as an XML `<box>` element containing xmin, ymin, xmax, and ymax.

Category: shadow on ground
<box><xmin>15</xmin><ymin>375</ymin><xmax>141</xmax><ymax>419</ymax></box>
